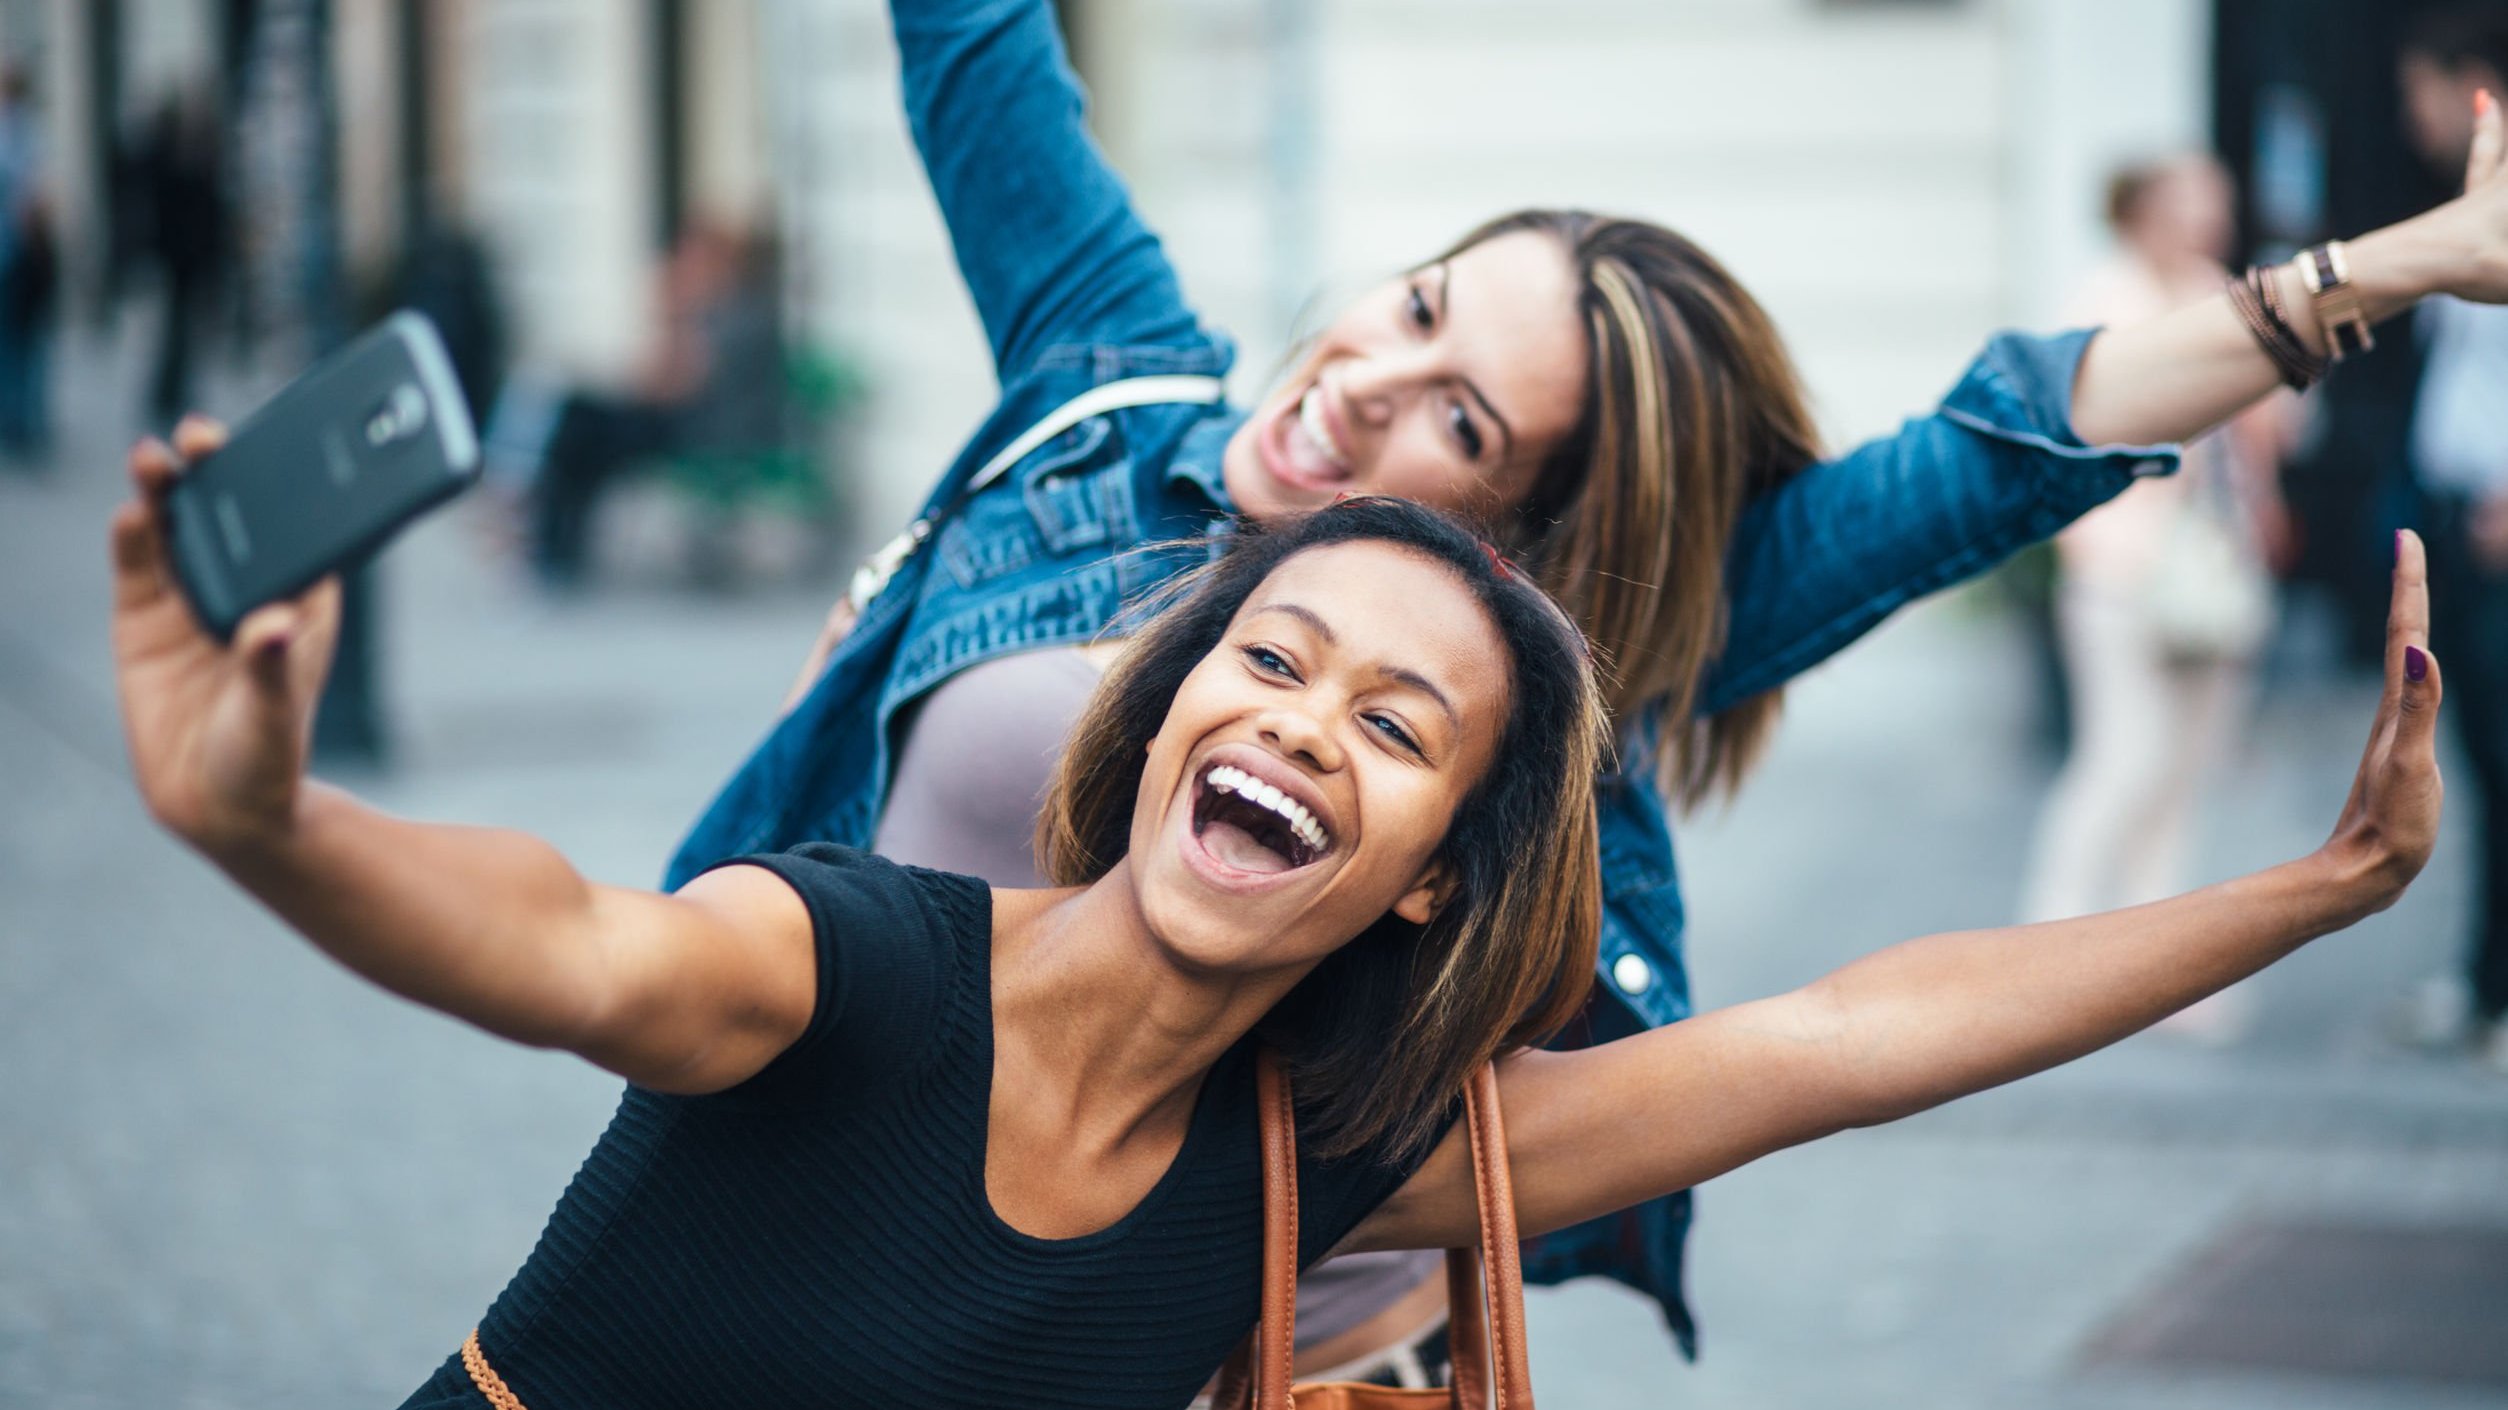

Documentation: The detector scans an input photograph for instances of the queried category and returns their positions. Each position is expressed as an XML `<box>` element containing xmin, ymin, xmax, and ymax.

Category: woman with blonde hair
<box><xmin>674</xmin><ymin>0</ymin><xmax>2508</xmax><ymax>1378</ymax></box>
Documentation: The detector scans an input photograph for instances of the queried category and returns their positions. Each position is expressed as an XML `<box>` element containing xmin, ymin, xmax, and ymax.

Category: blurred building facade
<box><xmin>12</xmin><ymin>0</ymin><xmax>2214</xmax><ymax>537</ymax></box>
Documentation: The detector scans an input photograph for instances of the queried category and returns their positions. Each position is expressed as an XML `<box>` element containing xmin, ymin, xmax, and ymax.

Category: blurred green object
<box><xmin>783</xmin><ymin>345</ymin><xmax>871</xmax><ymax>419</ymax></box>
<box><xmin>661</xmin><ymin>344</ymin><xmax>868</xmax><ymax>584</ymax></box>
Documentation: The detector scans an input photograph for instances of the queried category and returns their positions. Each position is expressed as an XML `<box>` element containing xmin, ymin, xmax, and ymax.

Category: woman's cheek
<box><xmin>1374</xmin><ymin>786</ymin><xmax>1453</xmax><ymax>880</ymax></box>
<box><xmin>1370</xmin><ymin>441</ymin><xmax>1456</xmax><ymax>512</ymax></box>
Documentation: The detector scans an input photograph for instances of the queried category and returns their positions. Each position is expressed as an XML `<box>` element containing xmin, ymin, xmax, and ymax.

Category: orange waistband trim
<box><xmin>462</xmin><ymin>1329</ymin><xmax>530</xmax><ymax>1410</ymax></box>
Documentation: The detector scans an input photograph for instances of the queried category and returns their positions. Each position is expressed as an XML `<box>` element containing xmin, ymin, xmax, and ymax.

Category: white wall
<box><xmin>332</xmin><ymin>0</ymin><xmax>403</xmax><ymax>288</ymax></box>
<box><xmin>456</xmin><ymin>0</ymin><xmax>654</xmax><ymax>382</ymax></box>
<box><xmin>2005</xmin><ymin>0</ymin><xmax>2213</xmax><ymax>327</ymax></box>
<box><xmin>686</xmin><ymin>0</ymin><xmax>769</xmax><ymax>231</ymax></box>
<box><xmin>118</xmin><ymin>0</ymin><xmax>216</xmax><ymax>116</ymax></box>
<box><xmin>36</xmin><ymin>0</ymin><xmax>97</xmax><ymax>301</ymax></box>
<box><xmin>1310</xmin><ymin>0</ymin><xmax>2008</xmax><ymax>447</ymax></box>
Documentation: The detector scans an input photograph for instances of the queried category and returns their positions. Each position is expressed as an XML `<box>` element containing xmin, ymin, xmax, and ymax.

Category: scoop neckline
<box><xmin>967</xmin><ymin>880</ymin><xmax>1243</xmax><ymax>1252</ymax></box>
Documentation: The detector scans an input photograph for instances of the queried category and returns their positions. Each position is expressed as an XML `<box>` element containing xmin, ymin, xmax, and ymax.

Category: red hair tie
<box><xmin>1480</xmin><ymin>540</ymin><xmax>1516</xmax><ymax>581</ymax></box>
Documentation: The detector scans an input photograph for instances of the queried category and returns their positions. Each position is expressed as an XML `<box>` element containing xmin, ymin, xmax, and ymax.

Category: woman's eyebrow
<box><xmin>1438</xmin><ymin>263</ymin><xmax>1518</xmax><ymax>463</ymax></box>
<box><xmin>1246</xmin><ymin>602</ymin><xmax>1460</xmax><ymax>728</ymax></box>
<box><xmin>1379</xmin><ymin>666</ymin><xmax>1460</xmax><ymax>731</ymax></box>
<box><xmin>1247</xmin><ymin>602</ymin><xmax>1336</xmax><ymax>642</ymax></box>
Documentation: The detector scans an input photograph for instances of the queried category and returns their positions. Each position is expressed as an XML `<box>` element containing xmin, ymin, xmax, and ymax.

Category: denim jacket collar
<box><xmin>1163</xmin><ymin>407</ymin><xmax>1241</xmax><ymax>507</ymax></box>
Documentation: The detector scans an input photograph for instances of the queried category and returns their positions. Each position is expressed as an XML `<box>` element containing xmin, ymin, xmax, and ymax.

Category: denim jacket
<box><xmin>667</xmin><ymin>0</ymin><xmax>2178</xmax><ymax>1361</ymax></box>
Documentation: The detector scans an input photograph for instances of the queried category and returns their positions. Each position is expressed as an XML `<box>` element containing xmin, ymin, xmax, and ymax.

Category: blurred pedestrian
<box><xmin>2394</xmin><ymin>5</ymin><xmax>2508</xmax><ymax>1073</ymax></box>
<box><xmin>2018</xmin><ymin>156</ymin><xmax>2300</xmax><ymax>1045</ymax></box>
<box><xmin>394</xmin><ymin>224</ymin><xmax>508</xmax><ymax>423</ymax></box>
<box><xmin>135</xmin><ymin>86</ymin><xmax>229</xmax><ymax>433</ymax></box>
<box><xmin>524</xmin><ymin>220</ymin><xmax>782</xmax><ymax>587</ymax></box>
<box><xmin>0</xmin><ymin>62</ymin><xmax>53</xmax><ymax>463</ymax></box>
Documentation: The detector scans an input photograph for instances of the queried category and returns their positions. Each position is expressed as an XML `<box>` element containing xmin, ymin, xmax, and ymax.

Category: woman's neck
<box><xmin>988</xmin><ymin>861</ymin><xmax>1304</xmax><ymax>1148</ymax></box>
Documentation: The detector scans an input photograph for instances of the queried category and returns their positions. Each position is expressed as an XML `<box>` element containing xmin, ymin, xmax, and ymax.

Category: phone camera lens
<box><xmin>365</xmin><ymin>384</ymin><xmax>431</xmax><ymax>446</ymax></box>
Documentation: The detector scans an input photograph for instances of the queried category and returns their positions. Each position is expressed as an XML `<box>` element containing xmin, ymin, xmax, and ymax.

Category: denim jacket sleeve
<box><xmin>1700</xmin><ymin>328</ymin><xmax>2180</xmax><ymax>713</ymax></box>
<box><xmin>892</xmin><ymin>0</ymin><xmax>1204</xmax><ymax>379</ymax></box>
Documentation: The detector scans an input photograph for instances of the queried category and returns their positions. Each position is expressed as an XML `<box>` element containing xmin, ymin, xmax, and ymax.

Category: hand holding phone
<box><xmin>113</xmin><ymin>418</ymin><xmax>341</xmax><ymax>855</ymax></box>
<box><xmin>165</xmin><ymin>311</ymin><xmax>480</xmax><ymax>639</ymax></box>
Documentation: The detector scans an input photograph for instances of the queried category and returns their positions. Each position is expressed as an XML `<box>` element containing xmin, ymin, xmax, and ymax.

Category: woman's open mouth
<box><xmin>1258</xmin><ymin>383</ymin><xmax>1355</xmax><ymax>496</ymax></box>
<box><xmin>1191</xmin><ymin>762</ymin><xmax>1331</xmax><ymax>874</ymax></box>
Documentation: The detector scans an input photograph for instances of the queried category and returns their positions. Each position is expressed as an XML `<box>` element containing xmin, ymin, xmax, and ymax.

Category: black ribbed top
<box><xmin>398</xmin><ymin>845</ymin><xmax>1435</xmax><ymax>1409</ymax></box>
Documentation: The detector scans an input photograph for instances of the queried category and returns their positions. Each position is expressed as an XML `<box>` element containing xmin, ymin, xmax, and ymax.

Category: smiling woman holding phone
<box><xmin>108</xmin><ymin>411</ymin><xmax>2446</xmax><ymax>1408</ymax></box>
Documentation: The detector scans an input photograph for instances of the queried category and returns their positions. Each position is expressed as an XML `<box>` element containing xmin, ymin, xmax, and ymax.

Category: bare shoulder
<box><xmin>579</xmin><ymin>862</ymin><xmax>823</xmax><ymax>1092</ymax></box>
<box><xmin>672</xmin><ymin>860</ymin><xmax>818</xmax><ymax>933</ymax></box>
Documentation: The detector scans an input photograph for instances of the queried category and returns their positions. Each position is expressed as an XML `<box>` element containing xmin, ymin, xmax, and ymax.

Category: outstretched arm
<box><xmin>1705</xmin><ymin>91</ymin><xmax>2508</xmax><ymax>714</ymax></box>
<box><xmin>1358</xmin><ymin>535</ymin><xmax>2441</xmax><ymax>1254</ymax></box>
<box><xmin>2070</xmin><ymin>90</ymin><xmax>2508</xmax><ymax>446</ymax></box>
<box><xmin>892</xmin><ymin>0</ymin><xmax>1202</xmax><ymax>378</ymax></box>
<box><xmin>111</xmin><ymin>422</ymin><xmax>817</xmax><ymax>1094</ymax></box>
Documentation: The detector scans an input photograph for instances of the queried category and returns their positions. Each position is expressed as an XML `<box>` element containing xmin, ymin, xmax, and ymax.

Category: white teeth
<box><xmin>1296</xmin><ymin>386</ymin><xmax>1349</xmax><ymax>468</ymax></box>
<box><xmin>1202</xmin><ymin>763</ymin><xmax>1330</xmax><ymax>854</ymax></box>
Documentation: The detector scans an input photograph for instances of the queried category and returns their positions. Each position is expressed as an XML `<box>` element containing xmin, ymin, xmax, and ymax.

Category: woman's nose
<box><xmin>1260</xmin><ymin>707</ymin><xmax>1345</xmax><ymax>774</ymax></box>
<box><xmin>1332</xmin><ymin>353</ymin><xmax>1429</xmax><ymax>428</ymax></box>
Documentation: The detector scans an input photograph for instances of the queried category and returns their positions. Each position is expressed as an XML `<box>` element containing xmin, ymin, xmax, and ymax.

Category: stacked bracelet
<box><xmin>2299</xmin><ymin>241</ymin><xmax>2376</xmax><ymax>359</ymax></box>
<box><xmin>2229</xmin><ymin>265</ymin><xmax>2327</xmax><ymax>391</ymax></box>
<box><xmin>2253</xmin><ymin>266</ymin><xmax>2325</xmax><ymax>380</ymax></box>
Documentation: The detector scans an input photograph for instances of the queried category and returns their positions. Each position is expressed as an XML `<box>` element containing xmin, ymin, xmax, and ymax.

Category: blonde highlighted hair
<box><xmin>1444</xmin><ymin>211</ymin><xmax>1824</xmax><ymax>805</ymax></box>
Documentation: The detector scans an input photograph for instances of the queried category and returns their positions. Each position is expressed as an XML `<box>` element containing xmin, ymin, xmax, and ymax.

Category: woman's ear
<box><xmin>1392</xmin><ymin>860</ymin><xmax>1457</xmax><ymax>926</ymax></box>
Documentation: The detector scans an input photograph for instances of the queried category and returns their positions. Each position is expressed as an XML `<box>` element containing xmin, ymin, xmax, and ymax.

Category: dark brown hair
<box><xmin>1435</xmin><ymin>211</ymin><xmax>1825</xmax><ymax>807</ymax></box>
<box><xmin>2105</xmin><ymin>164</ymin><xmax>2170</xmax><ymax>233</ymax></box>
<box><xmin>1038</xmin><ymin>498</ymin><xmax>1609</xmax><ymax>1160</ymax></box>
<box><xmin>2406</xmin><ymin>4</ymin><xmax>2508</xmax><ymax>87</ymax></box>
<box><xmin>2103</xmin><ymin>154</ymin><xmax>2224</xmax><ymax>235</ymax></box>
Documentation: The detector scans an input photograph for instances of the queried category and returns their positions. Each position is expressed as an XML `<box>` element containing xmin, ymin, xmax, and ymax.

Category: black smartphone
<box><xmin>165</xmin><ymin>311</ymin><xmax>481</xmax><ymax>639</ymax></box>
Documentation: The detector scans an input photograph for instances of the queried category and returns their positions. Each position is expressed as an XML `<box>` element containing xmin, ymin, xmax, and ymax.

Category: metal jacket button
<box><xmin>1612</xmin><ymin>953</ymin><xmax>1653</xmax><ymax>996</ymax></box>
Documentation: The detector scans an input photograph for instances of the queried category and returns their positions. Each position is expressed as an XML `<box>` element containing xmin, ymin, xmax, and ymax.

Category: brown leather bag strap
<box><xmin>1444</xmin><ymin>1243</ymin><xmax>1491</xmax><ymax>1408</ymax></box>
<box><xmin>1249</xmin><ymin>1047</ymin><xmax>1302</xmax><ymax>1407</ymax></box>
<box><xmin>1220</xmin><ymin>1053</ymin><xmax>1535</xmax><ymax>1410</ymax></box>
<box><xmin>1458</xmin><ymin>1062</ymin><xmax>1533</xmax><ymax>1407</ymax></box>
<box><xmin>1210</xmin><ymin>1049</ymin><xmax>1300</xmax><ymax>1410</ymax></box>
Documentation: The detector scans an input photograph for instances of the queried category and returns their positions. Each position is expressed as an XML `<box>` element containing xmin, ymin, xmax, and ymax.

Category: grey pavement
<box><xmin>4</xmin><ymin>319</ymin><xmax>2505</xmax><ymax>1408</ymax></box>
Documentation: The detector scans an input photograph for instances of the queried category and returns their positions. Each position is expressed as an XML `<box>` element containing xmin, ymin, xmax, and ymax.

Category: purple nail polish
<box><xmin>2407</xmin><ymin>645</ymin><xmax>2429</xmax><ymax>682</ymax></box>
<box><xmin>2396</xmin><ymin>529</ymin><xmax>2405</xmax><ymax>564</ymax></box>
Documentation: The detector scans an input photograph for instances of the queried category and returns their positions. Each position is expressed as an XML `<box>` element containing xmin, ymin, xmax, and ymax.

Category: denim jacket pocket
<box><xmin>934</xmin><ymin>417</ymin><xmax>1123</xmax><ymax>589</ymax></box>
<box><xmin>936</xmin><ymin>486</ymin><xmax>1039</xmax><ymax>588</ymax></box>
<box><xmin>1021</xmin><ymin>416</ymin><xmax>1129</xmax><ymax>555</ymax></box>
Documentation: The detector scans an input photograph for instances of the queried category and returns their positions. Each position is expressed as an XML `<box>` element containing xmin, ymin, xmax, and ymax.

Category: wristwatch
<box><xmin>2298</xmin><ymin>242</ymin><xmax>2375</xmax><ymax>360</ymax></box>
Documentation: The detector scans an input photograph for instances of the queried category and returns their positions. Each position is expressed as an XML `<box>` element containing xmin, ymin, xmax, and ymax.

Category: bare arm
<box><xmin>112</xmin><ymin>422</ymin><xmax>817</xmax><ymax>1094</ymax></box>
<box><xmin>2069</xmin><ymin>94</ymin><xmax>2508</xmax><ymax>447</ymax></box>
<box><xmin>1355</xmin><ymin>535</ymin><xmax>2442</xmax><ymax>1254</ymax></box>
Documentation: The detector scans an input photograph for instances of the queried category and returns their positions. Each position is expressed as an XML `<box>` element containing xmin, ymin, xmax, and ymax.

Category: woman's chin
<box><xmin>1134</xmin><ymin>838</ymin><xmax>1343</xmax><ymax>976</ymax></box>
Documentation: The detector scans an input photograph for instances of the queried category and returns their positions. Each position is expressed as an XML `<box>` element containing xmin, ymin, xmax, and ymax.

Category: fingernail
<box><xmin>2481</xmin><ymin>89</ymin><xmax>2496</xmax><ymax>117</ymax></box>
<box><xmin>2407</xmin><ymin>645</ymin><xmax>2429</xmax><ymax>682</ymax></box>
<box><xmin>2396</xmin><ymin>529</ymin><xmax>2405</xmax><ymax>564</ymax></box>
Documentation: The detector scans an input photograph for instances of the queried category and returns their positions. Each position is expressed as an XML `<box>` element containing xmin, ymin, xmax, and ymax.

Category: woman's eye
<box><xmin>1368</xmin><ymin>714</ymin><xmax>1421</xmax><ymax>754</ymax></box>
<box><xmin>1449</xmin><ymin>402</ymin><xmax>1485</xmax><ymax>460</ymax></box>
<box><xmin>1244</xmin><ymin>645</ymin><xmax>1296</xmax><ymax>679</ymax></box>
<box><xmin>1406</xmin><ymin>285</ymin><xmax>1433</xmax><ymax>332</ymax></box>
